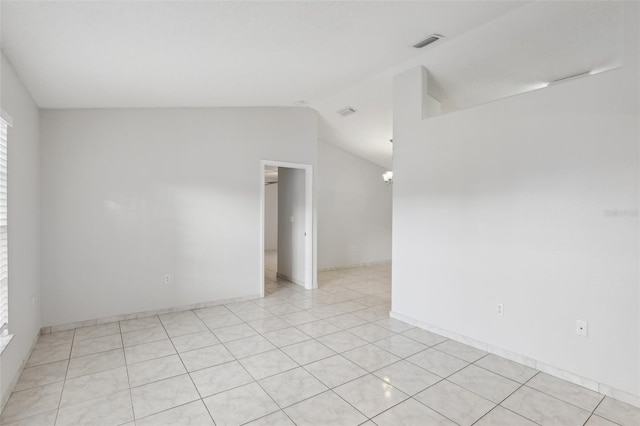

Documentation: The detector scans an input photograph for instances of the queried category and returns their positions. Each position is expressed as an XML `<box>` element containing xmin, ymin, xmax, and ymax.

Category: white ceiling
<box><xmin>311</xmin><ymin>1</ymin><xmax>624</xmax><ymax>168</ymax></box>
<box><xmin>0</xmin><ymin>1</ymin><xmax>624</xmax><ymax>169</ymax></box>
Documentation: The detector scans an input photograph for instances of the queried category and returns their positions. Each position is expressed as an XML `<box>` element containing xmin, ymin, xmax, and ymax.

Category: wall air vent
<box><xmin>337</xmin><ymin>107</ymin><xmax>357</xmax><ymax>117</ymax></box>
<box><xmin>413</xmin><ymin>34</ymin><xmax>444</xmax><ymax>49</ymax></box>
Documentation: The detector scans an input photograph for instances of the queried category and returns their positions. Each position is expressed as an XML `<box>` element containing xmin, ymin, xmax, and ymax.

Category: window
<box><xmin>0</xmin><ymin>117</ymin><xmax>8</xmax><ymax>334</ymax></box>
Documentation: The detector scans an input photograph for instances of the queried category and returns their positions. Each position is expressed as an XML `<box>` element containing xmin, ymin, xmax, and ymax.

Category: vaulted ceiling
<box><xmin>0</xmin><ymin>1</ymin><xmax>623</xmax><ymax>168</ymax></box>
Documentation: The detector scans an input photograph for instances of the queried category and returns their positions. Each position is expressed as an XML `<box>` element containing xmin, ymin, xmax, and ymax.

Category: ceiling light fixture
<box><xmin>382</xmin><ymin>171</ymin><xmax>393</xmax><ymax>184</ymax></box>
<box><xmin>412</xmin><ymin>34</ymin><xmax>444</xmax><ymax>49</ymax></box>
<box><xmin>337</xmin><ymin>107</ymin><xmax>357</xmax><ymax>117</ymax></box>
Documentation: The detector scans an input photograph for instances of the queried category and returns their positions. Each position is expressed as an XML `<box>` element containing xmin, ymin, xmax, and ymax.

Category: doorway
<box><xmin>260</xmin><ymin>161</ymin><xmax>315</xmax><ymax>297</ymax></box>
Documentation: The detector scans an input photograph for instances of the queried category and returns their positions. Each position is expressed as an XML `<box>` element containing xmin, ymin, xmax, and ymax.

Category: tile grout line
<box><xmin>188</xmin><ymin>310</ymin><xmax>236</xmax><ymax>425</ymax></box>
<box><xmin>516</xmin><ymin>382</ymin><xmax>604</xmax><ymax>418</ymax></box>
<box><xmin>8</xmin><ymin>268</ymin><xmax>627</xmax><ymax>426</ymax></box>
<box><xmin>296</xmin><ymin>322</ymin><xmax>410</xmax><ymax>422</ymax></box>
<box><xmin>356</xmin><ymin>325</ymin><xmax>541</xmax><ymax>424</ymax></box>
<box><xmin>117</xmin><ymin>321</ymin><xmax>137</xmax><ymax>424</ymax></box>
<box><xmin>52</xmin><ymin>328</ymin><xmax>76</xmax><ymax>426</ymax></box>
<box><xmin>468</xmin><ymin>373</ymin><xmax>543</xmax><ymax>426</ymax></box>
<box><xmin>163</xmin><ymin>311</ymin><xmax>211</xmax><ymax>408</ymax></box>
<box><xmin>470</xmin><ymin>352</ymin><xmax>538</xmax><ymax>385</ymax></box>
<box><xmin>227</xmin><ymin>285</ymin><xmax>387</xmax><ymax>423</ymax></box>
<box><xmin>495</xmin><ymin>371</ymin><xmax>599</xmax><ymax>426</ymax></box>
<box><xmin>1</xmin><ymin>271</ymin><xmax>390</xmax><ymax>424</ymax></box>
<box><xmin>62</xmin><ymin>306</ymin><xmax>383</xmax><ymax>416</ymax></box>
<box><xmin>208</xmin><ymin>306</ymin><xmax>301</xmax><ymax>426</ymax></box>
<box><xmin>395</xmin><ymin>335</ymin><xmax>608</xmax><ymax>423</ymax></box>
<box><xmin>361</xmin><ymin>335</ymin><xmax>471</xmax><ymax>425</ymax></box>
<box><xmin>132</xmin><ymin>311</ymin><xmax>215</xmax><ymax>424</ymax></box>
<box><xmin>581</xmin><ymin>393</ymin><xmax>611</xmax><ymax>426</ymax></box>
<box><xmin>495</xmin><ymin>372</ymin><xmax>551</xmax><ymax>426</ymax></box>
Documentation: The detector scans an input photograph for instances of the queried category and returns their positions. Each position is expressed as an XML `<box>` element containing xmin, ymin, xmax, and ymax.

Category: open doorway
<box><xmin>263</xmin><ymin>166</ymin><xmax>279</xmax><ymax>284</ymax></box>
<box><xmin>260</xmin><ymin>161</ymin><xmax>314</xmax><ymax>297</ymax></box>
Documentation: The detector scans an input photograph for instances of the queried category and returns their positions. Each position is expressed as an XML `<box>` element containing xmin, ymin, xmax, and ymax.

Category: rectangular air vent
<box><xmin>413</xmin><ymin>34</ymin><xmax>444</xmax><ymax>49</ymax></box>
<box><xmin>548</xmin><ymin>71</ymin><xmax>592</xmax><ymax>86</ymax></box>
<box><xmin>338</xmin><ymin>107</ymin><xmax>357</xmax><ymax>117</ymax></box>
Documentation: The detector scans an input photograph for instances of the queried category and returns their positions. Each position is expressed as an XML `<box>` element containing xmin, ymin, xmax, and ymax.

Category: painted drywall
<box><xmin>264</xmin><ymin>182</ymin><xmax>278</xmax><ymax>251</ymax></box>
<box><xmin>0</xmin><ymin>54</ymin><xmax>41</xmax><ymax>407</ymax></box>
<box><xmin>317</xmin><ymin>141</ymin><xmax>392</xmax><ymax>270</ymax></box>
<box><xmin>392</xmin><ymin>6</ymin><xmax>640</xmax><ymax>397</ymax></box>
<box><xmin>40</xmin><ymin>108</ymin><xmax>317</xmax><ymax>326</ymax></box>
<box><xmin>277</xmin><ymin>167</ymin><xmax>306</xmax><ymax>285</ymax></box>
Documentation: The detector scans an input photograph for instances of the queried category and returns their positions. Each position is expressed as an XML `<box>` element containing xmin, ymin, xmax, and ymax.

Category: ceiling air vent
<box><xmin>337</xmin><ymin>107</ymin><xmax>357</xmax><ymax>117</ymax></box>
<box><xmin>547</xmin><ymin>71</ymin><xmax>592</xmax><ymax>86</ymax></box>
<box><xmin>413</xmin><ymin>34</ymin><xmax>444</xmax><ymax>49</ymax></box>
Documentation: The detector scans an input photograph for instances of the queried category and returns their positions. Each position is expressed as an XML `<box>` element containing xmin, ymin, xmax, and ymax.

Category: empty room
<box><xmin>0</xmin><ymin>1</ymin><xmax>639</xmax><ymax>425</ymax></box>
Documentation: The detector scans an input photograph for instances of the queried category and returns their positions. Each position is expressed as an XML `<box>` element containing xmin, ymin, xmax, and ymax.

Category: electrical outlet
<box><xmin>164</xmin><ymin>274</ymin><xmax>172</xmax><ymax>285</ymax></box>
<box><xmin>576</xmin><ymin>320</ymin><xmax>588</xmax><ymax>337</ymax></box>
<box><xmin>496</xmin><ymin>303</ymin><xmax>504</xmax><ymax>316</ymax></box>
<box><xmin>31</xmin><ymin>295</ymin><xmax>35</xmax><ymax>307</ymax></box>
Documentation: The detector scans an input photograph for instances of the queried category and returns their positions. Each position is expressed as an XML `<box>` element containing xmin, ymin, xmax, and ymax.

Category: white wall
<box><xmin>40</xmin><ymin>108</ymin><xmax>317</xmax><ymax>326</ymax></box>
<box><xmin>277</xmin><ymin>167</ymin><xmax>306</xmax><ymax>285</ymax></box>
<box><xmin>392</xmin><ymin>6</ymin><xmax>640</xmax><ymax>398</ymax></box>
<box><xmin>264</xmin><ymin>182</ymin><xmax>278</xmax><ymax>251</ymax></box>
<box><xmin>0</xmin><ymin>54</ymin><xmax>41</xmax><ymax>407</ymax></box>
<box><xmin>317</xmin><ymin>141</ymin><xmax>392</xmax><ymax>270</ymax></box>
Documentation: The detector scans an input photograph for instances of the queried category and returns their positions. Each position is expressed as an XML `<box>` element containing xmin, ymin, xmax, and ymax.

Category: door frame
<box><xmin>259</xmin><ymin>160</ymin><xmax>315</xmax><ymax>297</ymax></box>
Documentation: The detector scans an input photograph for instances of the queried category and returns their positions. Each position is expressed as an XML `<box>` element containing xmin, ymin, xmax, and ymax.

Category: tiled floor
<box><xmin>2</xmin><ymin>261</ymin><xmax>640</xmax><ymax>426</ymax></box>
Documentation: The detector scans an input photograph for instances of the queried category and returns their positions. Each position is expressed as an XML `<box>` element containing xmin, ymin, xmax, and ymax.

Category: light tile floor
<box><xmin>2</xmin><ymin>262</ymin><xmax>640</xmax><ymax>425</ymax></box>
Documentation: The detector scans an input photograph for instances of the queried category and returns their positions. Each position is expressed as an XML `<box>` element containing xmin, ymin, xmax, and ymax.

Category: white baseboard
<box><xmin>1</xmin><ymin>332</ymin><xmax>39</xmax><ymax>412</ymax></box>
<box><xmin>276</xmin><ymin>272</ymin><xmax>304</xmax><ymax>287</ymax></box>
<box><xmin>390</xmin><ymin>310</ymin><xmax>640</xmax><ymax>408</ymax></box>
<box><xmin>41</xmin><ymin>294</ymin><xmax>262</xmax><ymax>334</ymax></box>
<box><xmin>318</xmin><ymin>259</ymin><xmax>391</xmax><ymax>272</ymax></box>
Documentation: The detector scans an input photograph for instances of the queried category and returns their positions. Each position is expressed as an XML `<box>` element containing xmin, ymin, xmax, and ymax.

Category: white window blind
<box><xmin>0</xmin><ymin>118</ymin><xmax>8</xmax><ymax>334</ymax></box>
